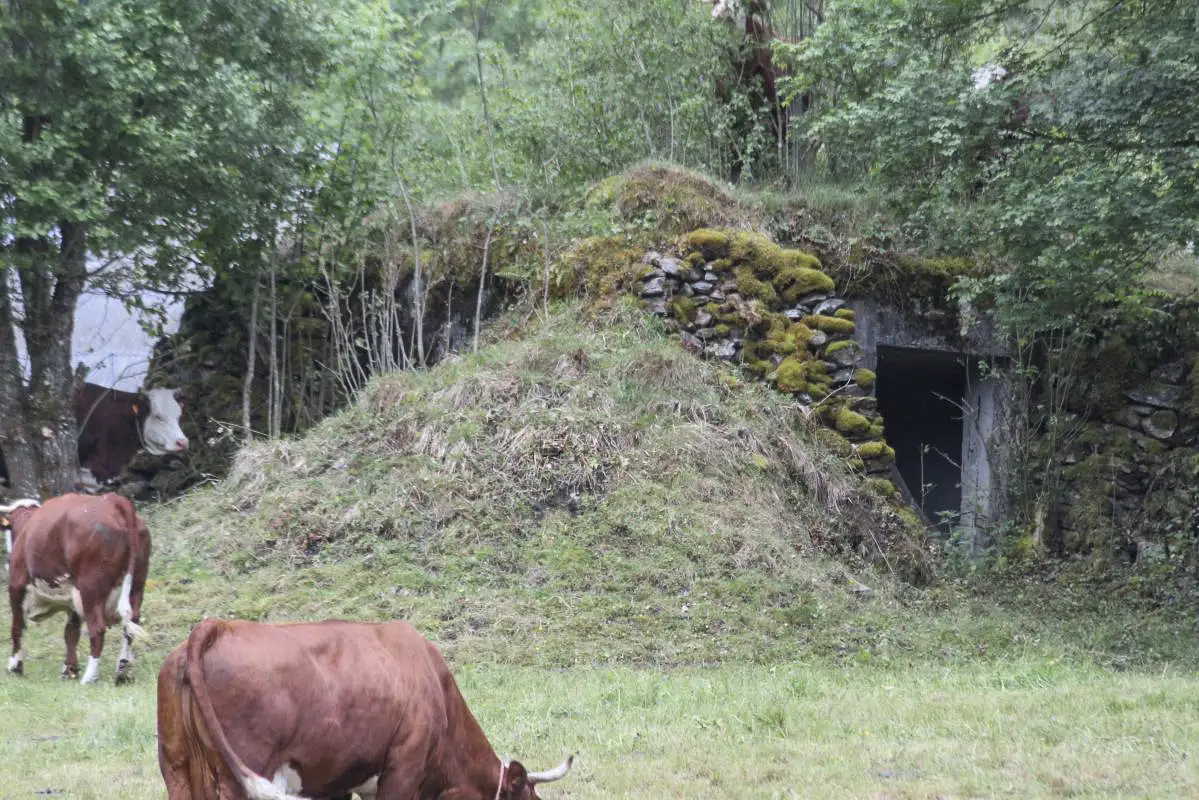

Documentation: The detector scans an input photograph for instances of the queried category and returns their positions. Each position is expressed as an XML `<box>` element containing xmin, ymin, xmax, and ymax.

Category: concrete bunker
<box><xmin>875</xmin><ymin>346</ymin><xmax>966</xmax><ymax>531</ymax></box>
<box><xmin>850</xmin><ymin>299</ymin><xmax>1012</xmax><ymax>552</ymax></box>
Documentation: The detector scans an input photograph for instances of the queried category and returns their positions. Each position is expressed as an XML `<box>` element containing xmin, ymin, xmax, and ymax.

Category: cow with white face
<box><xmin>73</xmin><ymin>383</ymin><xmax>189</xmax><ymax>489</ymax></box>
<box><xmin>0</xmin><ymin>383</ymin><xmax>190</xmax><ymax>491</ymax></box>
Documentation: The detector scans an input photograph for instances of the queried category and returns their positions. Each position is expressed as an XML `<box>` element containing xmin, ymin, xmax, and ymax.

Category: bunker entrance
<box><xmin>875</xmin><ymin>346</ymin><xmax>966</xmax><ymax>533</ymax></box>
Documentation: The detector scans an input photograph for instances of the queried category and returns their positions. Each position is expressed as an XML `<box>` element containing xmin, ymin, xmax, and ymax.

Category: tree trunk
<box><xmin>0</xmin><ymin>265</ymin><xmax>39</xmax><ymax>497</ymax></box>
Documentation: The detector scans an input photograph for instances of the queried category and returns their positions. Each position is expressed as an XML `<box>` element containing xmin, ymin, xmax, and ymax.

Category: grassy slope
<box><xmin>4</xmin><ymin>299</ymin><xmax>1199</xmax><ymax>798</ymax></box>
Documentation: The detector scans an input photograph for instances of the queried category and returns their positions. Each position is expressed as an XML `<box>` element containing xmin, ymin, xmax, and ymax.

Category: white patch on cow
<box><xmin>7</xmin><ymin>651</ymin><xmax>23</xmax><ymax>672</ymax></box>
<box><xmin>117</xmin><ymin>572</ymin><xmax>134</xmax><ymax>620</ymax></box>
<box><xmin>4</xmin><ymin>528</ymin><xmax>10</xmax><ymax>556</ymax></box>
<box><xmin>242</xmin><ymin>769</ymin><xmax>306</xmax><ymax>800</ymax></box>
<box><xmin>79</xmin><ymin>467</ymin><xmax>101</xmax><ymax>491</ymax></box>
<box><xmin>272</xmin><ymin>765</ymin><xmax>302</xmax><ymax>793</ymax></box>
<box><xmin>80</xmin><ymin>656</ymin><xmax>101</xmax><ymax>684</ymax></box>
<box><xmin>141</xmin><ymin>387</ymin><xmax>189</xmax><ymax>455</ymax></box>
<box><xmin>349</xmin><ymin>776</ymin><xmax>379</xmax><ymax>798</ymax></box>
<box><xmin>25</xmin><ymin>577</ymin><xmax>78</xmax><ymax>623</ymax></box>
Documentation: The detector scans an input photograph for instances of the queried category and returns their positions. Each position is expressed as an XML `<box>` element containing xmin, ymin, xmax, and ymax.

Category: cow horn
<box><xmin>527</xmin><ymin>754</ymin><xmax>574</xmax><ymax>784</ymax></box>
<box><xmin>0</xmin><ymin>498</ymin><xmax>41</xmax><ymax>514</ymax></box>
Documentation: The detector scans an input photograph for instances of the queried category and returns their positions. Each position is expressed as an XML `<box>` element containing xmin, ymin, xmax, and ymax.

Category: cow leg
<box><xmin>62</xmin><ymin>611</ymin><xmax>82</xmax><ymax>680</ymax></box>
<box><xmin>7</xmin><ymin>583</ymin><xmax>26</xmax><ymax>676</ymax></box>
<box><xmin>116</xmin><ymin>570</ymin><xmax>146</xmax><ymax>685</ymax></box>
<box><xmin>79</xmin><ymin>596</ymin><xmax>108</xmax><ymax>685</ymax></box>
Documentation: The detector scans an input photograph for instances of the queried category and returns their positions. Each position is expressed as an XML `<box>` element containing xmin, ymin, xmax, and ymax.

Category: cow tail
<box><xmin>113</xmin><ymin>495</ymin><xmax>148</xmax><ymax>641</ymax></box>
<box><xmin>186</xmin><ymin>619</ymin><xmax>307</xmax><ymax>800</ymax></box>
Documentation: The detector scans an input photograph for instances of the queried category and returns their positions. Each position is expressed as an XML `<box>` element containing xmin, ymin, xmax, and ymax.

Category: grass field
<box><xmin>2</xmin><ymin>622</ymin><xmax>1198</xmax><ymax>799</ymax></box>
<box><xmin>4</xmin><ymin>303</ymin><xmax>1199</xmax><ymax>798</ymax></box>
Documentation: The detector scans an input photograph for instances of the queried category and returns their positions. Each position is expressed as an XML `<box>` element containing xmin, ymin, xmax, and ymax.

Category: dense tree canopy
<box><xmin>0</xmin><ymin>0</ymin><xmax>339</xmax><ymax>494</ymax></box>
<box><xmin>781</xmin><ymin>0</ymin><xmax>1199</xmax><ymax>331</ymax></box>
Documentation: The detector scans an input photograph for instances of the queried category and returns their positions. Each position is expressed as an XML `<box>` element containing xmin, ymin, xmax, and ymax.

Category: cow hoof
<box><xmin>61</xmin><ymin>666</ymin><xmax>78</xmax><ymax>680</ymax></box>
<box><xmin>115</xmin><ymin>660</ymin><xmax>133</xmax><ymax>684</ymax></box>
<box><xmin>7</xmin><ymin>663</ymin><xmax>23</xmax><ymax>677</ymax></box>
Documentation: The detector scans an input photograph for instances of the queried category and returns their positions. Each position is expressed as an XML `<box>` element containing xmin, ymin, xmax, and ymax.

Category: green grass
<box><xmin>3</xmin><ymin>625</ymin><xmax>1197</xmax><ymax>799</ymax></box>
<box><xmin>4</xmin><ymin>301</ymin><xmax>1199</xmax><ymax>797</ymax></box>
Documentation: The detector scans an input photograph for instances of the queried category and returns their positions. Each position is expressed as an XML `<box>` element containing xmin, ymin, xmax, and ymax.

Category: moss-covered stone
<box><xmin>735</xmin><ymin>266</ymin><xmax>778</xmax><ymax>305</ymax></box>
<box><xmin>824</xmin><ymin>340</ymin><xmax>860</xmax><ymax>356</ymax></box>
<box><xmin>865</xmin><ymin>477</ymin><xmax>898</xmax><ymax>498</ymax></box>
<box><xmin>803</xmin><ymin>315</ymin><xmax>857</xmax><ymax>336</ymax></box>
<box><xmin>855</xmin><ymin>368</ymin><xmax>876</xmax><ymax>390</ymax></box>
<box><xmin>729</xmin><ymin>231</ymin><xmax>825</xmax><ymax>279</ymax></box>
<box><xmin>813</xmin><ymin>427</ymin><xmax>854</xmax><ymax>459</ymax></box>
<box><xmin>835</xmin><ymin>407</ymin><xmax>872</xmax><ymax>436</ymax></box>
<box><xmin>834</xmin><ymin>308</ymin><xmax>856</xmax><ymax>321</ymax></box>
<box><xmin>774</xmin><ymin>266</ymin><xmax>836</xmax><ymax>305</ymax></box>
<box><xmin>686</xmin><ymin>228</ymin><xmax>731</xmax><ymax>259</ymax></box>
<box><xmin>670</xmin><ymin>296</ymin><xmax>699</xmax><ymax>323</ymax></box>
<box><xmin>775</xmin><ymin>354</ymin><xmax>813</xmax><ymax>393</ymax></box>
<box><xmin>857</xmin><ymin>441</ymin><xmax>896</xmax><ymax>462</ymax></box>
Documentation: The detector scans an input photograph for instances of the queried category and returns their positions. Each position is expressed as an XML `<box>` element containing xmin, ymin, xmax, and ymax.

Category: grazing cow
<box><xmin>157</xmin><ymin>618</ymin><xmax>574</xmax><ymax>800</ymax></box>
<box><xmin>3</xmin><ymin>492</ymin><xmax>151</xmax><ymax>684</ymax></box>
<box><xmin>0</xmin><ymin>382</ymin><xmax>189</xmax><ymax>490</ymax></box>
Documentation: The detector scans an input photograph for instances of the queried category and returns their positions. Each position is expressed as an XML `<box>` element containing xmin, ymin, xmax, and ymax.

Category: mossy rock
<box><xmin>824</xmin><ymin>340</ymin><xmax>860</xmax><ymax>356</ymax></box>
<box><xmin>729</xmin><ymin>231</ymin><xmax>825</xmax><ymax>279</ymax></box>
<box><xmin>834</xmin><ymin>407</ymin><xmax>872</xmax><ymax>437</ymax></box>
<box><xmin>803</xmin><ymin>315</ymin><xmax>856</xmax><ymax>336</ymax></box>
<box><xmin>856</xmin><ymin>441</ymin><xmax>896</xmax><ymax>462</ymax></box>
<box><xmin>813</xmin><ymin>427</ymin><xmax>854</xmax><ymax>459</ymax></box>
<box><xmin>687</xmin><ymin>251</ymin><xmax>706</xmax><ymax>267</ymax></box>
<box><xmin>834</xmin><ymin>308</ymin><xmax>856</xmax><ymax>321</ymax></box>
<box><xmin>670</xmin><ymin>296</ymin><xmax>699</xmax><ymax>323</ymax></box>
<box><xmin>686</xmin><ymin>228</ymin><xmax>731</xmax><ymax>259</ymax></box>
<box><xmin>864</xmin><ymin>477</ymin><xmax>898</xmax><ymax>499</ymax></box>
<box><xmin>558</xmin><ymin>235</ymin><xmax>646</xmax><ymax>300</ymax></box>
<box><xmin>735</xmin><ymin>266</ymin><xmax>779</xmax><ymax>305</ymax></box>
<box><xmin>855</xmin><ymin>368</ymin><xmax>877</xmax><ymax>390</ymax></box>
<box><xmin>775</xmin><ymin>355</ymin><xmax>813</xmax><ymax>393</ymax></box>
<box><xmin>774</xmin><ymin>266</ymin><xmax>836</xmax><ymax>305</ymax></box>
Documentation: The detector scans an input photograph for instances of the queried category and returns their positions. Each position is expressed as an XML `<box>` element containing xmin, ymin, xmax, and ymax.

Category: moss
<box><xmin>686</xmin><ymin>228</ymin><xmax>731</xmax><ymax>258</ymax></box>
<box><xmin>702</xmin><ymin>302</ymin><xmax>721</xmax><ymax>315</ymax></box>
<box><xmin>773</xmin><ymin>266</ymin><xmax>836</xmax><ymax>305</ymax></box>
<box><xmin>867</xmin><ymin>421</ymin><xmax>885</xmax><ymax>438</ymax></box>
<box><xmin>584</xmin><ymin>164</ymin><xmax>742</xmax><ymax>235</ymax></box>
<box><xmin>687</xmin><ymin>251</ymin><xmax>706</xmax><ymax>267</ymax></box>
<box><xmin>775</xmin><ymin>355</ymin><xmax>812</xmax><ymax>393</ymax></box>
<box><xmin>729</xmin><ymin>231</ymin><xmax>826</xmax><ymax>284</ymax></box>
<box><xmin>1074</xmin><ymin>334</ymin><xmax>1139</xmax><ymax>417</ymax></box>
<box><xmin>735</xmin><ymin>266</ymin><xmax>778</xmax><ymax>305</ymax></box>
<box><xmin>743</xmin><ymin>315</ymin><xmax>814</xmax><ymax>363</ymax></box>
<box><xmin>824</xmin><ymin>340</ymin><xmax>859</xmax><ymax>356</ymax></box>
<box><xmin>714</xmin><ymin>323</ymin><xmax>731</xmax><ymax>336</ymax></box>
<box><xmin>857</xmin><ymin>441</ymin><xmax>896</xmax><ymax>462</ymax></box>
<box><xmin>834</xmin><ymin>308</ymin><xmax>856</xmax><ymax>321</ymax></box>
<box><xmin>895</xmin><ymin>506</ymin><xmax>925</xmax><ymax>532</ymax></box>
<box><xmin>813</xmin><ymin>427</ymin><xmax>854</xmax><ymax>459</ymax></box>
<box><xmin>560</xmin><ymin>235</ymin><xmax>646</xmax><ymax>299</ymax></box>
<box><xmin>855</xmin><ymin>368</ymin><xmax>877</xmax><ymax>390</ymax></box>
<box><xmin>865</xmin><ymin>477</ymin><xmax>898</xmax><ymax>499</ymax></box>
<box><xmin>709</xmin><ymin>258</ymin><xmax>733</xmax><ymax>274</ymax></box>
<box><xmin>670</xmin><ymin>296</ymin><xmax>699</xmax><ymax>323</ymax></box>
<box><xmin>834</xmin><ymin>407</ymin><xmax>872</xmax><ymax>436</ymax></box>
<box><xmin>803</xmin><ymin>315</ymin><xmax>857</xmax><ymax>336</ymax></box>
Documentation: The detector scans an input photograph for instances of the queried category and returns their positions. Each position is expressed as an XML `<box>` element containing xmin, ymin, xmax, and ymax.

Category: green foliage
<box><xmin>782</xmin><ymin>0</ymin><xmax>1199</xmax><ymax>336</ymax></box>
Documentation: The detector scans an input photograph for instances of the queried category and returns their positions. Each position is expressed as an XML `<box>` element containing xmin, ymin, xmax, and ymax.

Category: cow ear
<box><xmin>131</xmin><ymin>403</ymin><xmax>140</xmax><ymax>415</ymax></box>
<box><xmin>0</xmin><ymin>517</ymin><xmax>8</xmax><ymax>528</ymax></box>
<box><xmin>505</xmin><ymin>761</ymin><xmax>529</xmax><ymax>796</ymax></box>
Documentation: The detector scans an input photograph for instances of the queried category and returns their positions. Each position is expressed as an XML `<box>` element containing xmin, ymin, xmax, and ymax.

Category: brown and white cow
<box><xmin>3</xmin><ymin>492</ymin><xmax>151</xmax><ymax>684</ymax></box>
<box><xmin>157</xmin><ymin>618</ymin><xmax>574</xmax><ymax>800</ymax></box>
<box><xmin>75</xmin><ymin>383</ymin><xmax>190</xmax><ymax>486</ymax></box>
<box><xmin>0</xmin><ymin>382</ymin><xmax>189</xmax><ymax>491</ymax></box>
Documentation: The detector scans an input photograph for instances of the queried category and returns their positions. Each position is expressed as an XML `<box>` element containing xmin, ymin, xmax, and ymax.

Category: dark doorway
<box><xmin>875</xmin><ymin>346</ymin><xmax>966</xmax><ymax>532</ymax></box>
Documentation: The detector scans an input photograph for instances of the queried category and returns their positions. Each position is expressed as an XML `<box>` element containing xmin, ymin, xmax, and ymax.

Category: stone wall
<box><xmin>1050</xmin><ymin>343</ymin><xmax>1199</xmax><ymax>562</ymax></box>
<box><xmin>636</xmin><ymin>229</ymin><xmax>901</xmax><ymax>487</ymax></box>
